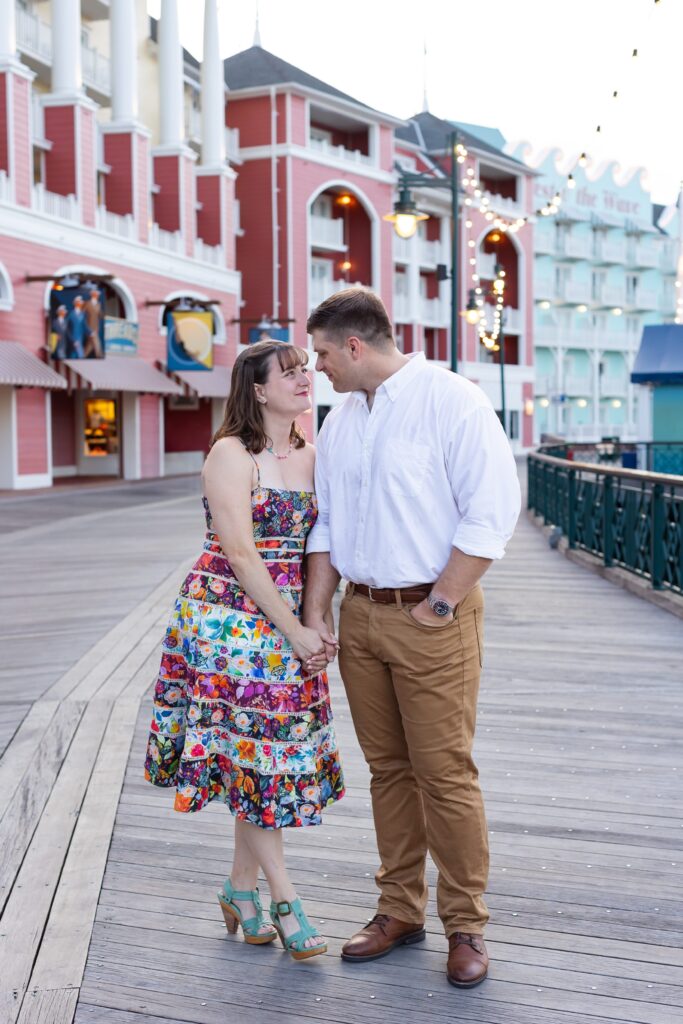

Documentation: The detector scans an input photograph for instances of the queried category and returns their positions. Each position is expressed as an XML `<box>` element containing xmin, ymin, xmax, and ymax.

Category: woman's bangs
<box><xmin>275</xmin><ymin>344</ymin><xmax>309</xmax><ymax>372</ymax></box>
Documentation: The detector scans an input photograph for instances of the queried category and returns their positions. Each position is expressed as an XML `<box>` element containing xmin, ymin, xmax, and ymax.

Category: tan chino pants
<box><xmin>338</xmin><ymin>583</ymin><xmax>489</xmax><ymax>936</ymax></box>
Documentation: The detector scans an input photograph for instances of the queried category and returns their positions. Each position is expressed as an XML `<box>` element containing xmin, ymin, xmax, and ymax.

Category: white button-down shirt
<box><xmin>306</xmin><ymin>353</ymin><xmax>521</xmax><ymax>587</ymax></box>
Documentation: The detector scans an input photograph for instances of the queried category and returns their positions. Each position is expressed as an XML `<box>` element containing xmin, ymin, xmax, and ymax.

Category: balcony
<box><xmin>149</xmin><ymin>222</ymin><xmax>183</xmax><ymax>254</ymax></box>
<box><xmin>483</xmin><ymin>191</ymin><xmax>524</xmax><ymax>219</ymax></box>
<box><xmin>503</xmin><ymin>307</ymin><xmax>523</xmax><ymax>334</ymax></box>
<box><xmin>16</xmin><ymin>4</ymin><xmax>111</xmax><ymax>98</ymax></box>
<box><xmin>595</xmin><ymin>283</ymin><xmax>626</xmax><ymax>308</ymax></box>
<box><xmin>310</xmin><ymin>215</ymin><xmax>346</xmax><ymax>251</ymax></box>
<box><xmin>418</xmin><ymin>239</ymin><xmax>441</xmax><ymax>266</ymax></box>
<box><xmin>96</xmin><ymin>206</ymin><xmax>136</xmax><ymax>240</ymax></box>
<box><xmin>564</xmin><ymin>374</ymin><xmax>592</xmax><ymax>395</ymax></box>
<box><xmin>535</xmin><ymin>231</ymin><xmax>556</xmax><ymax>257</ymax></box>
<box><xmin>393</xmin><ymin>293</ymin><xmax>411</xmax><ymax>322</ymax></box>
<box><xmin>600</xmin><ymin>375</ymin><xmax>629</xmax><ymax>397</ymax></box>
<box><xmin>393</xmin><ymin>235</ymin><xmax>413</xmax><ymax>263</ymax></box>
<box><xmin>535</xmin><ymin>374</ymin><xmax>556</xmax><ymax>394</ymax></box>
<box><xmin>194</xmin><ymin>239</ymin><xmax>225</xmax><ymax>266</ymax></box>
<box><xmin>557</xmin><ymin>233</ymin><xmax>592</xmax><ymax>260</ymax></box>
<box><xmin>628</xmin><ymin>286</ymin><xmax>659</xmax><ymax>311</ymax></box>
<box><xmin>629</xmin><ymin>239</ymin><xmax>660</xmax><ymax>269</ymax></box>
<box><xmin>557</xmin><ymin>279</ymin><xmax>589</xmax><ymax>304</ymax></box>
<box><xmin>309</xmin><ymin>136</ymin><xmax>374</xmax><ymax>167</ymax></box>
<box><xmin>310</xmin><ymin>277</ymin><xmax>346</xmax><ymax>309</ymax></box>
<box><xmin>32</xmin><ymin>184</ymin><xmax>80</xmax><ymax>221</ymax></box>
<box><xmin>420</xmin><ymin>297</ymin><xmax>446</xmax><ymax>324</ymax></box>
<box><xmin>593</xmin><ymin>236</ymin><xmax>626</xmax><ymax>264</ymax></box>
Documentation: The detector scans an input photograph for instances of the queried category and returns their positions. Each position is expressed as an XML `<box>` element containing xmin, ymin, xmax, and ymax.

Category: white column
<box><xmin>51</xmin><ymin>0</ymin><xmax>82</xmax><ymax>95</ymax></box>
<box><xmin>158</xmin><ymin>0</ymin><xmax>184</xmax><ymax>146</ymax></box>
<box><xmin>111</xmin><ymin>0</ymin><xmax>138</xmax><ymax>123</ymax></box>
<box><xmin>201</xmin><ymin>0</ymin><xmax>225</xmax><ymax>167</ymax></box>
<box><xmin>0</xmin><ymin>0</ymin><xmax>16</xmax><ymax>59</ymax></box>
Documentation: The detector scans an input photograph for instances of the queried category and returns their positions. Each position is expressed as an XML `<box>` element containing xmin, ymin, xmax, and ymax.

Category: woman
<box><xmin>144</xmin><ymin>340</ymin><xmax>345</xmax><ymax>960</ymax></box>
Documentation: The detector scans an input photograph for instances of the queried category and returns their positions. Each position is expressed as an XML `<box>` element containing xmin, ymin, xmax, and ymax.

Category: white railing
<box><xmin>534</xmin><ymin>323</ymin><xmax>559</xmax><ymax>345</ymax></box>
<box><xmin>660</xmin><ymin>240</ymin><xmax>678</xmax><ymax>272</ymax></box>
<box><xmin>194</xmin><ymin>239</ymin><xmax>225</xmax><ymax>266</ymax></box>
<box><xmin>535</xmin><ymin>276</ymin><xmax>555</xmax><ymax>300</ymax></box>
<box><xmin>0</xmin><ymin>170</ymin><xmax>10</xmax><ymax>202</ymax></box>
<box><xmin>478</xmin><ymin>252</ymin><xmax>497</xmax><ymax>279</ymax></box>
<box><xmin>564</xmin><ymin>374</ymin><xmax>592</xmax><ymax>395</ymax></box>
<box><xmin>602</xmin><ymin>283</ymin><xmax>626</xmax><ymax>307</ymax></box>
<box><xmin>420</xmin><ymin>297</ymin><xmax>446</xmax><ymax>324</ymax></box>
<box><xmin>534</xmin><ymin>375</ymin><xmax>556</xmax><ymax>394</ymax></box>
<box><xmin>393</xmin><ymin>235</ymin><xmax>413</xmax><ymax>262</ymax></box>
<box><xmin>484</xmin><ymin>191</ymin><xmax>524</xmax><ymax>219</ymax></box>
<box><xmin>556</xmin><ymin>278</ymin><xmax>588</xmax><ymax>303</ymax></box>
<box><xmin>96</xmin><ymin>206</ymin><xmax>136</xmax><ymax>239</ymax></box>
<box><xmin>600</xmin><ymin>375</ymin><xmax>628</xmax><ymax>396</ymax></box>
<box><xmin>149</xmin><ymin>222</ymin><xmax>183</xmax><ymax>253</ymax></box>
<box><xmin>310</xmin><ymin>214</ymin><xmax>345</xmax><ymax>249</ymax></box>
<box><xmin>630</xmin><ymin>240</ymin><xmax>660</xmax><ymax>269</ymax></box>
<box><xmin>393</xmin><ymin>293</ymin><xmax>411</xmax><ymax>321</ymax></box>
<box><xmin>535</xmin><ymin>232</ymin><xmax>556</xmax><ymax>257</ymax></box>
<box><xmin>559</xmin><ymin>233</ymin><xmax>592</xmax><ymax>260</ymax></box>
<box><xmin>16</xmin><ymin>5</ymin><xmax>110</xmax><ymax>94</ymax></box>
<box><xmin>309</xmin><ymin>277</ymin><xmax>346</xmax><ymax>309</ymax></box>
<box><xmin>630</xmin><ymin>286</ymin><xmax>658</xmax><ymax>310</ymax></box>
<box><xmin>504</xmin><ymin>307</ymin><xmax>523</xmax><ymax>334</ymax></box>
<box><xmin>309</xmin><ymin>136</ymin><xmax>374</xmax><ymax>166</ymax></box>
<box><xmin>593</xmin><ymin>328</ymin><xmax>628</xmax><ymax>350</ymax></box>
<box><xmin>595</xmin><ymin>236</ymin><xmax>626</xmax><ymax>263</ymax></box>
<box><xmin>32</xmin><ymin>183</ymin><xmax>80</xmax><ymax>221</ymax></box>
<box><xmin>418</xmin><ymin>239</ymin><xmax>441</xmax><ymax>266</ymax></box>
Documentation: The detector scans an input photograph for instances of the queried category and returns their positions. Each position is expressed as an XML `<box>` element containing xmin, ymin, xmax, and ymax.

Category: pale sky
<box><xmin>148</xmin><ymin>0</ymin><xmax>681</xmax><ymax>203</ymax></box>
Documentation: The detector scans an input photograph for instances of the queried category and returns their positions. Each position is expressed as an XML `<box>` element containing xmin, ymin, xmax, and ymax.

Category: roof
<box><xmin>62</xmin><ymin>356</ymin><xmax>183</xmax><ymax>395</ymax></box>
<box><xmin>631</xmin><ymin>324</ymin><xmax>683</xmax><ymax>384</ymax></box>
<box><xmin>396</xmin><ymin>111</ymin><xmax>528</xmax><ymax>170</ymax></box>
<box><xmin>223</xmin><ymin>46</ymin><xmax>374</xmax><ymax>112</ymax></box>
<box><xmin>0</xmin><ymin>343</ymin><xmax>67</xmax><ymax>389</ymax></box>
<box><xmin>174</xmin><ymin>367</ymin><xmax>231</xmax><ymax>399</ymax></box>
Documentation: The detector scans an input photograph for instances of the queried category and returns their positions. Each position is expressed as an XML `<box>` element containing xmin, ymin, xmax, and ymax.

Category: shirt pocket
<box><xmin>380</xmin><ymin>438</ymin><xmax>432</xmax><ymax>498</ymax></box>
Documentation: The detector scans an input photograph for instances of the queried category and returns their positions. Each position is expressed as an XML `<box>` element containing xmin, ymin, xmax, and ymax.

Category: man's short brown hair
<box><xmin>306</xmin><ymin>287</ymin><xmax>394</xmax><ymax>348</ymax></box>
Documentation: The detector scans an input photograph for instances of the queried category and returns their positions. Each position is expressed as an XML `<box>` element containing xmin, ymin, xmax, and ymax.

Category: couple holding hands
<box><xmin>145</xmin><ymin>288</ymin><xmax>520</xmax><ymax>988</ymax></box>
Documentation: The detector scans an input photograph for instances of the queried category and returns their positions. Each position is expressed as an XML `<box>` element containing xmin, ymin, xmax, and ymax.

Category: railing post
<box><xmin>652</xmin><ymin>483</ymin><xmax>665</xmax><ymax>590</ymax></box>
<box><xmin>527</xmin><ymin>457</ymin><xmax>535</xmax><ymax>511</ymax></box>
<box><xmin>568</xmin><ymin>469</ymin><xmax>576</xmax><ymax>549</ymax></box>
<box><xmin>603</xmin><ymin>474</ymin><xmax>614</xmax><ymax>567</ymax></box>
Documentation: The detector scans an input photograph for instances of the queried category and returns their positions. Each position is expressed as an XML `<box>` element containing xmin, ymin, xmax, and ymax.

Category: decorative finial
<box><xmin>422</xmin><ymin>40</ymin><xmax>429</xmax><ymax>112</ymax></box>
<box><xmin>253</xmin><ymin>0</ymin><xmax>261</xmax><ymax>46</ymax></box>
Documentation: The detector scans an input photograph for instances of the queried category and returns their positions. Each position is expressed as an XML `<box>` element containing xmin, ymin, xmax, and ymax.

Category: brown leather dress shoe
<box><xmin>446</xmin><ymin>932</ymin><xmax>489</xmax><ymax>987</ymax></box>
<box><xmin>341</xmin><ymin>914</ymin><xmax>426</xmax><ymax>962</ymax></box>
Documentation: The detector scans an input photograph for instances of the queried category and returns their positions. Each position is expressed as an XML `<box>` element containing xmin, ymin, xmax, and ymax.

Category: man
<box><xmin>303</xmin><ymin>288</ymin><xmax>520</xmax><ymax>988</ymax></box>
<box><xmin>84</xmin><ymin>288</ymin><xmax>103</xmax><ymax>358</ymax></box>
<box><xmin>51</xmin><ymin>304</ymin><xmax>68</xmax><ymax>359</ymax></box>
<box><xmin>65</xmin><ymin>296</ymin><xmax>89</xmax><ymax>359</ymax></box>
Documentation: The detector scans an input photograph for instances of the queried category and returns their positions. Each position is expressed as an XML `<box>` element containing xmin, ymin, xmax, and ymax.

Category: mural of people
<box><xmin>48</xmin><ymin>279</ymin><xmax>106</xmax><ymax>360</ymax></box>
<box><xmin>65</xmin><ymin>296</ymin><xmax>89</xmax><ymax>358</ymax></box>
<box><xmin>51</xmin><ymin>305</ymin><xmax>68</xmax><ymax>359</ymax></box>
<box><xmin>84</xmin><ymin>288</ymin><xmax>104</xmax><ymax>358</ymax></box>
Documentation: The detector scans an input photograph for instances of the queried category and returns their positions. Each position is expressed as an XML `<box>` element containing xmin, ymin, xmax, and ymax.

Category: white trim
<box><xmin>5</xmin><ymin>69</ymin><xmax>14</xmax><ymax>199</ymax></box>
<box><xmin>14</xmin><ymin>471</ymin><xmax>52</xmax><ymax>489</ymax></box>
<box><xmin>270</xmin><ymin>86</ymin><xmax>279</xmax><ymax>319</ymax></box>
<box><xmin>53</xmin><ymin>464</ymin><xmax>77</xmax><ymax>477</ymax></box>
<box><xmin>238</xmin><ymin>143</ymin><xmax>394</xmax><ymax>184</ymax></box>
<box><xmin>122</xmin><ymin>390</ymin><xmax>140</xmax><ymax>479</ymax></box>
<box><xmin>226</xmin><ymin>82</ymin><xmax>405</xmax><ymax>128</ymax></box>
<box><xmin>42</xmin><ymin>262</ymin><xmax>138</xmax><ymax>321</ymax></box>
<box><xmin>286</xmin><ymin>93</ymin><xmax>294</xmax><ymax>320</ymax></box>
<box><xmin>0</xmin><ymin>200</ymin><xmax>241</xmax><ymax>294</ymax></box>
<box><xmin>0</xmin><ymin>387</ymin><xmax>17</xmax><ymax>488</ymax></box>
<box><xmin>158</xmin><ymin>394</ymin><xmax>164</xmax><ymax>477</ymax></box>
<box><xmin>0</xmin><ymin>259</ymin><xmax>15</xmax><ymax>310</ymax></box>
<box><xmin>45</xmin><ymin>389</ymin><xmax>53</xmax><ymax>479</ymax></box>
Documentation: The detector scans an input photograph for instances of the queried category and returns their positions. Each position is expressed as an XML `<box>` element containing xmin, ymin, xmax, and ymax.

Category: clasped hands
<box><xmin>295</xmin><ymin>612</ymin><xmax>339</xmax><ymax>677</ymax></box>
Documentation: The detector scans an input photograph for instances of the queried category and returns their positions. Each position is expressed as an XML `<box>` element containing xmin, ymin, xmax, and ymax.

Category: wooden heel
<box><xmin>218</xmin><ymin>896</ymin><xmax>239</xmax><ymax>934</ymax></box>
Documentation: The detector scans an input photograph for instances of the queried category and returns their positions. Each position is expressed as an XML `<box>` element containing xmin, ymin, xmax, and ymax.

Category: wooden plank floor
<box><xmin>76</xmin><ymin>493</ymin><xmax>683</xmax><ymax>1024</ymax></box>
<box><xmin>1</xmin><ymin>471</ymin><xmax>682</xmax><ymax>1024</ymax></box>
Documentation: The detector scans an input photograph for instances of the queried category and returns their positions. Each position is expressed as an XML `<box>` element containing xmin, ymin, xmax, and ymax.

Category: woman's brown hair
<box><xmin>210</xmin><ymin>340</ymin><xmax>308</xmax><ymax>453</ymax></box>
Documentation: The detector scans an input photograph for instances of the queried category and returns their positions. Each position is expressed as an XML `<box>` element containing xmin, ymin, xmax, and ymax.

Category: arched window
<box><xmin>0</xmin><ymin>262</ymin><xmax>15</xmax><ymax>312</ymax></box>
<box><xmin>158</xmin><ymin>289</ymin><xmax>226</xmax><ymax>345</ymax></box>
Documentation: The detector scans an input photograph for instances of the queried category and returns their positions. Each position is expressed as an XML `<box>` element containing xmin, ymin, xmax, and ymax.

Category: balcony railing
<box><xmin>393</xmin><ymin>293</ymin><xmax>411</xmax><ymax>322</ymax></box>
<box><xmin>96</xmin><ymin>206</ymin><xmax>136</xmax><ymax>239</ymax></box>
<box><xmin>309</xmin><ymin>136</ymin><xmax>374</xmax><ymax>166</ymax></box>
<box><xmin>600</xmin><ymin>375</ymin><xmax>629</xmax><ymax>397</ymax></box>
<box><xmin>32</xmin><ymin>184</ymin><xmax>80</xmax><ymax>221</ymax></box>
<box><xmin>310</xmin><ymin>277</ymin><xmax>346</xmax><ymax>309</ymax></box>
<box><xmin>564</xmin><ymin>374</ymin><xmax>592</xmax><ymax>395</ymax></box>
<box><xmin>628</xmin><ymin>287</ymin><xmax>659</xmax><ymax>311</ymax></box>
<box><xmin>194</xmin><ymin>239</ymin><xmax>225</xmax><ymax>266</ymax></box>
<box><xmin>310</xmin><ymin>215</ymin><xmax>345</xmax><ymax>250</ymax></box>
<box><xmin>503</xmin><ymin>307</ymin><xmax>523</xmax><ymax>334</ymax></box>
<box><xmin>420</xmin><ymin>297</ymin><xmax>445</xmax><ymax>324</ymax></box>
<box><xmin>149</xmin><ymin>222</ymin><xmax>183</xmax><ymax>254</ymax></box>
<box><xmin>596</xmin><ymin>283</ymin><xmax>626</xmax><ymax>308</ymax></box>
<box><xmin>557</xmin><ymin>234</ymin><xmax>592</xmax><ymax>260</ymax></box>
<box><xmin>557</xmin><ymin>279</ymin><xmax>588</xmax><ymax>303</ymax></box>
<box><xmin>593</xmin><ymin>236</ymin><xmax>626</xmax><ymax>264</ymax></box>
<box><xmin>528</xmin><ymin>445</ymin><xmax>683</xmax><ymax>594</ymax></box>
<box><xmin>418</xmin><ymin>239</ymin><xmax>441</xmax><ymax>266</ymax></box>
<box><xmin>393</xmin><ymin>235</ymin><xmax>413</xmax><ymax>262</ymax></box>
<box><xmin>629</xmin><ymin>240</ymin><xmax>660</xmax><ymax>269</ymax></box>
<box><xmin>16</xmin><ymin>5</ymin><xmax>111</xmax><ymax>94</ymax></box>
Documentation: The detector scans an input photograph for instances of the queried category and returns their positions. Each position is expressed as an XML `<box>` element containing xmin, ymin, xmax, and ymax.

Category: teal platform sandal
<box><xmin>269</xmin><ymin>898</ymin><xmax>327</xmax><ymax>960</ymax></box>
<box><xmin>217</xmin><ymin>880</ymin><xmax>278</xmax><ymax>945</ymax></box>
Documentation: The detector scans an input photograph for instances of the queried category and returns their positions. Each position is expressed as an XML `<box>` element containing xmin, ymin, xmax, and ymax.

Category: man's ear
<box><xmin>347</xmin><ymin>335</ymin><xmax>363</xmax><ymax>360</ymax></box>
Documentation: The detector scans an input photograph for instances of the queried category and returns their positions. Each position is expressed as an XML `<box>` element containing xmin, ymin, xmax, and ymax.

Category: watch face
<box><xmin>431</xmin><ymin>599</ymin><xmax>451</xmax><ymax>617</ymax></box>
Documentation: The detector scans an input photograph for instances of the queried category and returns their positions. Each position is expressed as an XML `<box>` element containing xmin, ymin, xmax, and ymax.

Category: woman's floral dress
<box><xmin>144</xmin><ymin>486</ymin><xmax>345</xmax><ymax>828</ymax></box>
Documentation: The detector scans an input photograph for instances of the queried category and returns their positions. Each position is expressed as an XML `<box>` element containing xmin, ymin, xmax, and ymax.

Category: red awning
<box><xmin>63</xmin><ymin>355</ymin><xmax>183</xmax><ymax>395</ymax></box>
<box><xmin>174</xmin><ymin>367</ymin><xmax>231</xmax><ymax>399</ymax></box>
<box><xmin>0</xmin><ymin>342</ymin><xmax>67</xmax><ymax>389</ymax></box>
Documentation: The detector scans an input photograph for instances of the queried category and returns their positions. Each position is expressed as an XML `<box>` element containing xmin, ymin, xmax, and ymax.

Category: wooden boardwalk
<box><xmin>1</xmin><ymin>473</ymin><xmax>682</xmax><ymax>1024</ymax></box>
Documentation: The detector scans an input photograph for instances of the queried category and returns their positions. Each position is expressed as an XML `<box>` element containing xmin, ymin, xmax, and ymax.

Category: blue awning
<box><xmin>631</xmin><ymin>324</ymin><xmax>683</xmax><ymax>385</ymax></box>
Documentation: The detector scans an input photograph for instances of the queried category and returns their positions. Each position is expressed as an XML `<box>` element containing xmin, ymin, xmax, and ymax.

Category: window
<box><xmin>83</xmin><ymin>398</ymin><xmax>119</xmax><ymax>458</ymax></box>
<box><xmin>311</xmin><ymin>195</ymin><xmax>333</xmax><ymax>219</ymax></box>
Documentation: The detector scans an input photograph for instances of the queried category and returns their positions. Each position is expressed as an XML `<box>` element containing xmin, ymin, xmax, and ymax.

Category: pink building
<box><xmin>0</xmin><ymin>2</ymin><xmax>536</xmax><ymax>492</ymax></box>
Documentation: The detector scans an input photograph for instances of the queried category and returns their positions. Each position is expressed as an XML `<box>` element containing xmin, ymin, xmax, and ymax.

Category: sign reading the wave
<box><xmin>167</xmin><ymin>310</ymin><xmax>214</xmax><ymax>371</ymax></box>
<box><xmin>104</xmin><ymin>317</ymin><xmax>139</xmax><ymax>356</ymax></box>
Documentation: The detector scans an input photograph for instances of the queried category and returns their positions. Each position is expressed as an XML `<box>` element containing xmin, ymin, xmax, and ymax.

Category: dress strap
<box><xmin>243</xmin><ymin>444</ymin><xmax>261</xmax><ymax>485</ymax></box>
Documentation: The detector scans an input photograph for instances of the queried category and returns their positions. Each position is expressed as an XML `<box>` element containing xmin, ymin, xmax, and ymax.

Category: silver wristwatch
<box><xmin>427</xmin><ymin>592</ymin><xmax>455</xmax><ymax>617</ymax></box>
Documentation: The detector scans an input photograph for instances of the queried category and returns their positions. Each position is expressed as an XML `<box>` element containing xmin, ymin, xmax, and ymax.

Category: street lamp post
<box><xmin>385</xmin><ymin>129</ymin><xmax>461</xmax><ymax>373</ymax></box>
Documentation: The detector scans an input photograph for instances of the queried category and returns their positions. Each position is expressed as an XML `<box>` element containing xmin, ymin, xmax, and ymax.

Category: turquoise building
<box><xmin>509</xmin><ymin>145</ymin><xmax>681</xmax><ymax>442</ymax></box>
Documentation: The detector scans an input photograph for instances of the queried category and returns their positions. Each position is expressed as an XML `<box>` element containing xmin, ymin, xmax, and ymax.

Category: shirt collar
<box><xmin>351</xmin><ymin>352</ymin><xmax>427</xmax><ymax>405</ymax></box>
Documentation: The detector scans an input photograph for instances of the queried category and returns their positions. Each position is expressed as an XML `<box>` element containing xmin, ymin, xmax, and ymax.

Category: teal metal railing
<box><xmin>528</xmin><ymin>446</ymin><xmax>683</xmax><ymax>595</ymax></box>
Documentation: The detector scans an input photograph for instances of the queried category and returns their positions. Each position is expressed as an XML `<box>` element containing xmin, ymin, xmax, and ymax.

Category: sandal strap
<box><xmin>270</xmin><ymin>897</ymin><xmax>322</xmax><ymax>948</ymax></box>
<box><xmin>223</xmin><ymin>881</ymin><xmax>264</xmax><ymax>909</ymax></box>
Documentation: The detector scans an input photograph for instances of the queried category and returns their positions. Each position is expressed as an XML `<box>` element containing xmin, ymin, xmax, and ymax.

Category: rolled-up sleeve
<box><xmin>447</xmin><ymin>404</ymin><xmax>521</xmax><ymax>560</ymax></box>
<box><xmin>306</xmin><ymin>423</ymin><xmax>331</xmax><ymax>553</ymax></box>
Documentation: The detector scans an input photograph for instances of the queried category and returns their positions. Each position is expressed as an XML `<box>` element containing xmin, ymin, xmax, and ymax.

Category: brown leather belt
<box><xmin>350</xmin><ymin>582</ymin><xmax>432</xmax><ymax>606</ymax></box>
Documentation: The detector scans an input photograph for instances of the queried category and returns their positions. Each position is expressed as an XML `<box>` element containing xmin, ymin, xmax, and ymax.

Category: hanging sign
<box><xmin>167</xmin><ymin>310</ymin><xmax>214</xmax><ymax>371</ymax></box>
<box><xmin>104</xmin><ymin>316</ymin><xmax>139</xmax><ymax>355</ymax></box>
<box><xmin>48</xmin><ymin>281</ymin><xmax>105</xmax><ymax>360</ymax></box>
